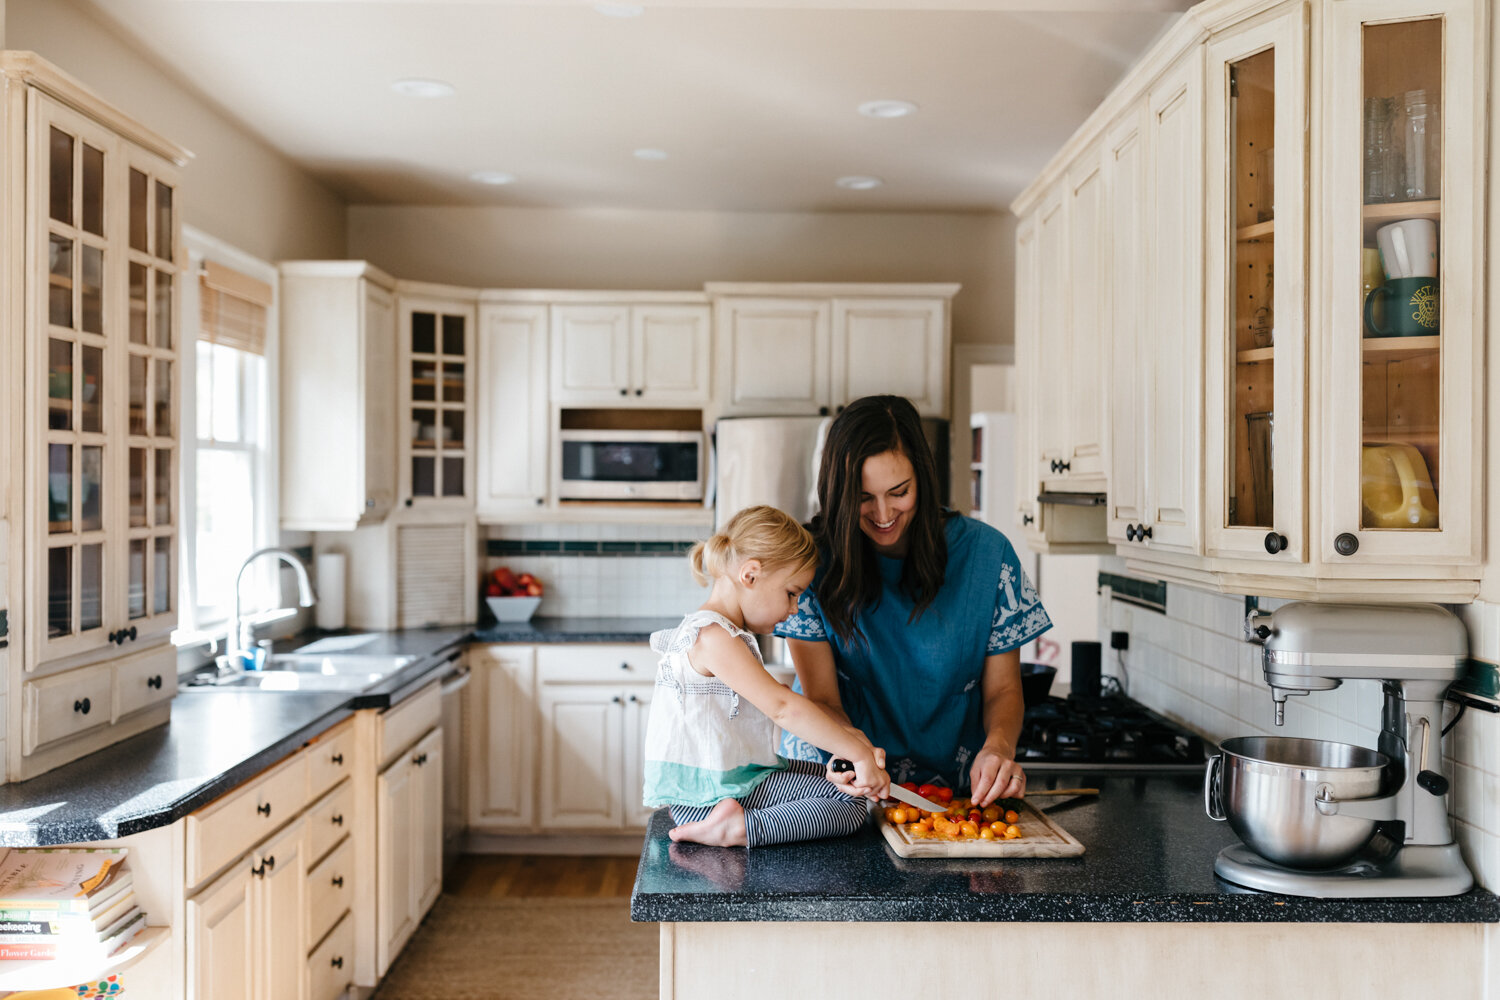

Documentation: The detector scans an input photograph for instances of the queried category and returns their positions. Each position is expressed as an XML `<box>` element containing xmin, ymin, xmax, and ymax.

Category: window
<box><xmin>177</xmin><ymin>232</ymin><xmax>277</xmax><ymax>639</ymax></box>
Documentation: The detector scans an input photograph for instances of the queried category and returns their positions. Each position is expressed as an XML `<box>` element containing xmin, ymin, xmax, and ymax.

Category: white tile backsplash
<box><xmin>1110</xmin><ymin>584</ymin><xmax>1500</xmax><ymax>891</ymax></box>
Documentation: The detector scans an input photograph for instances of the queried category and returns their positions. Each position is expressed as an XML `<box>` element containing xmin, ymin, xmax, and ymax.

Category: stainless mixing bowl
<box><xmin>1204</xmin><ymin>736</ymin><xmax>1391</xmax><ymax>870</ymax></box>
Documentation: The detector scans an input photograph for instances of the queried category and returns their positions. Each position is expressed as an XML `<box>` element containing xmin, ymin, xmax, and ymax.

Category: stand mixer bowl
<box><xmin>1206</xmin><ymin>736</ymin><xmax>1391</xmax><ymax>870</ymax></box>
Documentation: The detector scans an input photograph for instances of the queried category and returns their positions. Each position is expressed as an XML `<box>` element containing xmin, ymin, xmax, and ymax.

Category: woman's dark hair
<box><xmin>810</xmin><ymin>395</ymin><xmax>948</xmax><ymax>642</ymax></box>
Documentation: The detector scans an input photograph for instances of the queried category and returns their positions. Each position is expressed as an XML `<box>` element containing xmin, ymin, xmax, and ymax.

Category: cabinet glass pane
<box><xmin>129</xmin><ymin>263</ymin><xmax>148</xmax><ymax>344</ymax></box>
<box><xmin>80</xmin><ymin>543</ymin><xmax>103</xmax><ymax>632</ymax></box>
<box><xmin>129</xmin><ymin>355</ymin><xmax>148</xmax><ymax>436</ymax></box>
<box><xmin>81</xmin><ymin>144</ymin><xmax>105</xmax><ymax>236</ymax></box>
<box><xmin>413</xmin><ymin>407</ymin><xmax>436</xmax><ymax>448</ymax></box>
<box><xmin>153</xmin><ymin>537</ymin><xmax>171</xmax><ymax>615</ymax></box>
<box><xmin>48</xmin><ymin>546</ymin><xmax>72</xmax><ymax>638</ymax></box>
<box><xmin>48</xmin><ymin>444</ymin><xmax>72</xmax><ymax>533</ymax></box>
<box><xmin>81</xmin><ymin>244</ymin><xmax>104</xmax><ymax>335</ymax></box>
<box><xmin>412</xmin><ymin>456</ymin><xmax>436</xmax><ymax>497</ymax></box>
<box><xmin>49</xmin><ymin>235</ymin><xmax>73</xmax><ymax>328</ymax></box>
<box><xmin>155</xmin><ymin>360</ymin><xmax>172</xmax><ymax>435</ymax></box>
<box><xmin>1359</xmin><ymin>19</ymin><xmax>1442</xmax><ymax>531</ymax></box>
<box><xmin>155</xmin><ymin>181</ymin><xmax>174</xmax><ymax>261</ymax></box>
<box><xmin>441</xmin><ymin>457</ymin><xmax>464</xmax><ymax>497</ymax></box>
<box><xmin>81</xmin><ymin>345</ymin><xmax>104</xmax><ymax>434</ymax></box>
<box><xmin>49</xmin><ymin>338</ymin><xmax>73</xmax><ymax>431</ymax></box>
<box><xmin>441</xmin><ymin>315</ymin><xmax>464</xmax><ymax>356</ymax></box>
<box><xmin>1228</xmin><ymin>49</ymin><xmax>1276</xmax><ymax>529</ymax></box>
<box><xmin>49</xmin><ymin>127</ymin><xmax>73</xmax><ymax>225</ymax></box>
<box><xmin>411</xmin><ymin>361</ymin><xmax>436</xmax><ymax>402</ymax></box>
<box><xmin>81</xmin><ymin>445</ymin><xmax>104</xmax><ymax>532</ymax></box>
<box><xmin>441</xmin><ymin>409</ymin><xmax>465</xmax><ymax>447</ymax></box>
<box><xmin>154</xmin><ymin>449</ymin><xmax>172</xmax><ymax>526</ymax></box>
<box><xmin>155</xmin><ymin>270</ymin><xmax>173</xmax><ymax>349</ymax></box>
<box><xmin>129</xmin><ymin>539</ymin><xmax>147</xmax><ymax>620</ymax></box>
<box><xmin>129</xmin><ymin>448</ymin><xmax>147</xmax><ymax>527</ymax></box>
<box><xmin>129</xmin><ymin>169</ymin><xmax>148</xmax><ymax>252</ymax></box>
<box><xmin>442</xmin><ymin>362</ymin><xmax>464</xmax><ymax>403</ymax></box>
<box><xmin>411</xmin><ymin>312</ymin><xmax>436</xmax><ymax>354</ymax></box>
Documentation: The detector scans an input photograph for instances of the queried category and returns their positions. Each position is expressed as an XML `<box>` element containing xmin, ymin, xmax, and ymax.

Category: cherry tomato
<box><xmin>934</xmin><ymin>787</ymin><xmax>954</xmax><ymax>804</ymax></box>
<box><xmin>917</xmin><ymin>784</ymin><xmax>940</xmax><ymax>800</ymax></box>
<box><xmin>900</xmin><ymin>782</ymin><xmax>919</xmax><ymax>793</ymax></box>
<box><xmin>1004</xmin><ymin>809</ymin><xmax>1020</xmax><ymax>825</ymax></box>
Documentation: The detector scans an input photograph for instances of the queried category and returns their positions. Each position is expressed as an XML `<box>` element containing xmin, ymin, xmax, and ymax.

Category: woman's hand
<box><xmin>969</xmin><ymin>744</ymin><xmax>1026</xmax><ymax>808</ymax></box>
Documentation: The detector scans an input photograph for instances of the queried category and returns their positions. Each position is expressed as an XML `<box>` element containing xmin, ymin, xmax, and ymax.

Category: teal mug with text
<box><xmin>1364</xmin><ymin>276</ymin><xmax>1439</xmax><ymax>337</ymax></box>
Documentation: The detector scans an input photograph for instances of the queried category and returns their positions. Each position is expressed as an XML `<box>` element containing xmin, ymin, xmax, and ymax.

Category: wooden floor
<box><xmin>445</xmin><ymin>854</ymin><xmax>640</xmax><ymax>899</ymax></box>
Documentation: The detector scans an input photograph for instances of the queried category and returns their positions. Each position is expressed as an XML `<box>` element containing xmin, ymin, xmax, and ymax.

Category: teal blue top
<box><xmin>774</xmin><ymin>515</ymin><xmax>1051</xmax><ymax>789</ymax></box>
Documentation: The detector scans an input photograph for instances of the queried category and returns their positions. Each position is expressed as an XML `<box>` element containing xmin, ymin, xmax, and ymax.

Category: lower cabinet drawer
<box><xmin>306</xmin><ymin>721</ymin><xmax>354</xmax><ymax>801</ymax></box>
<box><xmin>306</xmin><ymin>836</ymin><xmax>354</xmax><ymax>950</ymax></box>
<box><xmin>306</xmin><ymin>778</ymin><xmax>354</xmax><ymax>866</ymax></box>
<box><xmin>377</xmin><ymin>680</ymin><xmax>441</xmax><ymax>768</ymax></box>
<box><xmin>307</xmin><ymin>910</ymin><xmax>355</xmax><ymax>1000</ymax></box>
<box><xmin>23</xmin><ymin>662</ymin><xmax>113</xmax><ymax>754</ymax></box>
<box><xmin>187</xmin><ymin>752</ymin><xmax>310</xmax><ymax>889</ymax></box>
<box><xmin>114</xmin><ymin>642</ymin><xmax>177</xmax><ymax>720</ymax></box>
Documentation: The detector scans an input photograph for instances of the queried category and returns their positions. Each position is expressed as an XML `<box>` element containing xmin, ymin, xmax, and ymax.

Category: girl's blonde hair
<box><xmin>689</xmin><ymin>505</ymin><xmax>818</xmax><ymax>587</ymax></box>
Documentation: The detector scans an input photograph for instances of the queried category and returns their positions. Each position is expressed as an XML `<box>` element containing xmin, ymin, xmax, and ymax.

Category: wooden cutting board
<box><xmin>877</xmin><ymin>799</ymin><xmax>1085</xmax><ymax>858</ymax></box>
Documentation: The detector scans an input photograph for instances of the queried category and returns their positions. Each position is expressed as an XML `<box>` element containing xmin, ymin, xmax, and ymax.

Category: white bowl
<box><xmin>486</xmin><ymin>595</ymin><xmax>541</xmax><ymax>622</ymax></box>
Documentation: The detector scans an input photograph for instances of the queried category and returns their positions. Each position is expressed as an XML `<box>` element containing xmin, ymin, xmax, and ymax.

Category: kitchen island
<box><xmin>632</xmin><ymin>773</ymin><xmax>1500</xmax><ymax>998</ymax></box>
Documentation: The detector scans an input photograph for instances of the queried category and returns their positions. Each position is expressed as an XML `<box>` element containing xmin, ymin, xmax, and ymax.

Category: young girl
<box><xmin>643</xmin><ymin>505</ymin><xmax>891</xmax><ymax>848</ymax></box>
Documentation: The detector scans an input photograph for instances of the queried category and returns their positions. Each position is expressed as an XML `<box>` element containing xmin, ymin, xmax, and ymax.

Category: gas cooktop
<box><xmin>1017</xmin><ymin>691</ymin><xmax>1213</xmax><ymax>773</ymax></box>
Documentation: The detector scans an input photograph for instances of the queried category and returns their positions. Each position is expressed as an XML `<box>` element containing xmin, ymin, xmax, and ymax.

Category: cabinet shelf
<box><xmin>1235</xmin><ymin>220</ymin><xmax>1275</xmax><ymax>241</ymax></box>
<box><xmin>1361</xmin><ymin>199</ymin><xmax>1440</xmax><ymax>242</ymax></box>
<box><xmin>1236</xmin><ymin>347</ymin><xmax>1275</xmax><ymax>363</ymax></box>
<box><xmin>0</xmin><ymin>924</ymin><xmax>168</xmax><ymax>992</ymax></box>
<box><xmin>1361</xmin><ymin>334</ymin><xmax>1440</xmax><ymax>362</ymax></box>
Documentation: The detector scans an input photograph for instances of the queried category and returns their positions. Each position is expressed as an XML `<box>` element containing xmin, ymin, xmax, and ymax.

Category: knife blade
<box><xmin>830</xmin><ymin>758</ymin><xmax>949</xmax><ymax>813</ymax></box>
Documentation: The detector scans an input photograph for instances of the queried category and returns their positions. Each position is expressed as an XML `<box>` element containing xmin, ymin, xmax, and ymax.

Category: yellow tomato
<box><xmin>1004</xmin><ymin>809</ymin><xmax>1021</xmax><ymax>825</ymax></box>
<box><xmin>889</xmin><ymin>807</ymin><xmax>909</xmax><ymax>825</ymax></box>
<box><xmin>1004</xmin><ymin>824</ymin><xmax>1022</xmax><ymax>840</ymax></box>
<box><xmin>982</xmin><ymin>805</ymin><xmax>1002</xmax><ymax>823</ymax></box>
<box><xmin>979</xmin><ymin>827</ymin><xmax>997</xmax><ymax>840</ymax></box>
<box><xmin>959</xmin><ymin>820</ymin><xmax>980</xmax><ymax>839</ymax></box>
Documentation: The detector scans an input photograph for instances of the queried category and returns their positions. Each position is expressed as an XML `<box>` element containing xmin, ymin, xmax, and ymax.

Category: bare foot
<box><xmin>668</xmin><ymin>798</ymin><xmax>747</xmax><ymax>847</ymax></box>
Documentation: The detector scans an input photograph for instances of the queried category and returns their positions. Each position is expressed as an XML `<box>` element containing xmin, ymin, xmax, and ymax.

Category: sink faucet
<box><xmin>228</xmin><ymin>547</ymin><xmax>316</xmax><ymax>671</ymax></box>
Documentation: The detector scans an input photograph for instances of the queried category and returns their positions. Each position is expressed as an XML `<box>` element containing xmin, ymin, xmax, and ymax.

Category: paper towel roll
<box><xmin>316</xmin><ymin>552</ymin><xmax>347</xmax><ymax>631</ymax></box>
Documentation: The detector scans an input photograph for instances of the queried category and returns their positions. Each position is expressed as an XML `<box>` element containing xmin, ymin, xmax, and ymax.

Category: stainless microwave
<box><xmin>556</xmin><ymin>429</ymin><xmax>705</xmax><ymax>501</ymax></box>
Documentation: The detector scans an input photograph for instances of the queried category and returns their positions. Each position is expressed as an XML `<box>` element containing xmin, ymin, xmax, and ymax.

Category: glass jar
<box><xmin>1402</xmin><ymin>89</ymin><xmax>1440</xmax><ymax>200</ymax></box>
<box><xmin>1363</xmin><ymin>96</ymin><xmax>1392</xmax><ymax>203</ymax></box>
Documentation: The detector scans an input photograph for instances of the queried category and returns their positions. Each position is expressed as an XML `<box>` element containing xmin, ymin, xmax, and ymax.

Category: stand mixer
<box><xmin>1209</xmin><ymin>601</ymin><xmax>1473</xmax><ymax>897</ymax></box>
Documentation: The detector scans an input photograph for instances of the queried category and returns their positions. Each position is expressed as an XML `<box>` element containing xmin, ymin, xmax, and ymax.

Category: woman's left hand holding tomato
<box><xmin>969</xmin><ymin>741</ymin><xmax>1026</xmax><ymax>808</ymax></box>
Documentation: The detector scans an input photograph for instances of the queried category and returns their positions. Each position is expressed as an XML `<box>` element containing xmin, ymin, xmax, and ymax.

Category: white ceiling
<box><xmin>85</xmin><ymin>1</ymin><xmax>1191</xmax><ymax>213</ymax></box>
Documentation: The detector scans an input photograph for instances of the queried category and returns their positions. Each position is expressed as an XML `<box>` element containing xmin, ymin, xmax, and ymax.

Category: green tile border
<box><xmin>1098</xmin><ymin>572</ymin><xmax>1167</xmax><ymax>613</ymax></box>
<box><xmin>0</xmin><ymin>608</ymin><xmax>7</xmax><ymax>648</ymax></box>
<box><xmin>1453</xmin><ymin>657</ymin><xmax>1500</xmax><ymax>706</ymax></box>
<box><xmin>486</xmin><ymin>539</ymin><xmax>696</xmax><ymax>558</ymax></box>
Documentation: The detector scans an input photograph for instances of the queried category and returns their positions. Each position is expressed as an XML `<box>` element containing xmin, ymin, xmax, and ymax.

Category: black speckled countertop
<box><xmin>630</xmin><ymin>773</ymin><xmax>1500</xmax><ymax>923</ymax></box>
<box><xmin>472</xmin><ymin>615</ymin><xmax>679</xmax><ymax>644</ymax></box>
<box><xmin>0</xmin><ymin>627</ymin><xmax>470</xmax><ymax>847</ymax></box>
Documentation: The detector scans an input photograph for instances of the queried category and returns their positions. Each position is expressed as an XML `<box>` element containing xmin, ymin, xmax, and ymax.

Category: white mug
<box><xmin>1376</xmin><ymin>218</ymin><xmax>1438</xmax><ymax>279</ymax></box>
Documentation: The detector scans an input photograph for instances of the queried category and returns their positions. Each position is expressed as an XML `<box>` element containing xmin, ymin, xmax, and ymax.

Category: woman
<box><xmin>774</xmin><ymin>395</ymin><xmax>1052</xmax><ymax>807</ymax></box>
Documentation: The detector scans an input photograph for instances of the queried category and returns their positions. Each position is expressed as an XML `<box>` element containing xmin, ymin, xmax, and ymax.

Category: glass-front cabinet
<box><xmin>398</xmin><ymin>291</ymin><xmax>476</xmax><ymax>508</ymax></box>
<box><xmin>1322</xmin><ymin>0</ymin><xmax>1483</xmax><ymax>573</ymax></box>
<box><xmin>1205</xmin><ymin>6</ymin><xmax>1307</xmax><ymax>563</ymax></box>
<box><xmin>30</xmin><ymin>91</ymin><xmax>182</xmax><ymax>669</ymax></box>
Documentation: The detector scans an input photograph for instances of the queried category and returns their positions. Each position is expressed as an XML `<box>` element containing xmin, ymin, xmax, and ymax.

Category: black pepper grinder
<box><xmin>1071</xmin><ymin>641</ymin><xmax>1102</xmax><ymax>700</ymax></box>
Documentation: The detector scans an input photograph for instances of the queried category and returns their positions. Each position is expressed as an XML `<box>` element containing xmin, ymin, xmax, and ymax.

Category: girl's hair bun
<box><xmin>688</xmin><ymin>505</ymin><xmax>817</xmax><ymax>586</ymax></box>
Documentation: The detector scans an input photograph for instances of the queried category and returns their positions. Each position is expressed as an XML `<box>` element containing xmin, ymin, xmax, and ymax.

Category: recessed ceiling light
<box><xmin>836</xmin><ymin>176</ymin><xmax>883</xmax><ymax>191</ymax></box>
<box><xmin>594</xmin><ymin>3</ymin><xmax>644</xmax><ymax>17</ymax></box>
<box><xmin>391</xmin><ymin>78</ymin><xmax>456</xmax><ymax>99</ymax></box>
<box><xmin>858</xmin><ymin>100</ymin><xmax>919</xmax><ymax>119</ymax></box>
<box><xmin>470</xmin><ymin>171</ymin><xmax>517</xmax><ymax>185</ymax></box>
<box><xmin>633</xmin><ymin>148</ymin><xmax>669</xmax><ymax>161</ymax></box>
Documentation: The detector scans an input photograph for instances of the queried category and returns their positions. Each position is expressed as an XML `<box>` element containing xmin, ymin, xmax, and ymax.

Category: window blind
<box><xmin>199</xmin><ymin>259</ymin><xmax>272</xmax><ymax>356</ymax></box>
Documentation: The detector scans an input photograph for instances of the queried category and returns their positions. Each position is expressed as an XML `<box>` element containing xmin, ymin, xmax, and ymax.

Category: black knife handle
<box><xmin>830</xmin><ymin>758</ymin><xmax>853</xmax><ymax>773</ymax></box>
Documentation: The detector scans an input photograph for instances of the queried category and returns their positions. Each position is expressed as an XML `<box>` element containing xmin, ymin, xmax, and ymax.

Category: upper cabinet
<box><xmin>550</xmin><ymin>297</ymin><xmax>711</xmax><ymax>406</ymax></box>
<box><xmin>1012</xmin><ymin>0</ymin><xmax>1487</xmax><ymax>600</ymax></box>
<box><xmin>397</xmin><ymin>285</ymin><xmax>476</xmax><ymax>511</ymax></box>
<box><xmin>280</xmin><ymin>262</ymin><xmax>398</xmax><ymax>532</ymax></box>
<box><xmin>475</xmin><ymin>300</ymin><xmax>549</xmax><ymax>517</ymax></box>
<box><xmin>707</xmin><ymin>283</ymin><xmax>956</xmax><ymax>418</ymax></box>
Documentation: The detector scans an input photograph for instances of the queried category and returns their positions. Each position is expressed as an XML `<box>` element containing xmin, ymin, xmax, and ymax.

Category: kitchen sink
<box><xmin>210</xmin><ymin>671</ymin><xmax>380</xmax><ymax>692</ymax></box>
<box><xmin>264</xmin><ymin>652</ymin><xmax>416</xmax><ymax>675</ymax></box>
<box><xmin>184</xmin><ymin>648</ymin><xmax>416</xmax><ymax>692</ymax></box>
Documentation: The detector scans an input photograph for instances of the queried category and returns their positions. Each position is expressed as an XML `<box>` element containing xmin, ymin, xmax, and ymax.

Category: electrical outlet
<box><xmin>1110</xmin><ymin>630</ymin><xmax>1129</xmax><ymax>651</ymax></box>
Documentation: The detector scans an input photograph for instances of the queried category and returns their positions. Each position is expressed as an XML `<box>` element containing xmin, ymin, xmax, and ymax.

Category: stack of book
<box><xmin>0</xmin><ymin>849</ymin><xmax>145</xmax><ymax>962</ymax></box>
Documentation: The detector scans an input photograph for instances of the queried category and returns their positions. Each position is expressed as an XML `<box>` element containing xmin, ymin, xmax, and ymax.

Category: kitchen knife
<box><xmin>830</xmin><ymin>759</ymin><xmax>949</xmax><ymax>813</ymax></box>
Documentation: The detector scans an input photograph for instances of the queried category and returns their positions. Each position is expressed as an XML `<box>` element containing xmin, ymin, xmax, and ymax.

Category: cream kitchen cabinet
<box><xmin>397</xmin><ymin>284</ymin><xmax>477</xmax><ymax>510</ymax></box>
<box><xmin>1</xmin><ymin>53</ymin><xmax>188</xmax><ymax>781</ymax></box>
<box><xmin>550</xmin><ymin>298</ymin><xmax>712</xmax><ymax>405</ymax></box>
<box><xmin>467</xmin><ymin>644</ymin><xmax>536</xmax><ymax>831</ymax></box>
<box><xmin>708</xmin><ymin>284</ymin><xmax>956</xmax><ymax>419</ymax></box>
<box><xmin>280</xmin><ymin>261</ymin><xmax>398</xmax><ymax>531</ymax></box>
<box><xmin>475</xmin><ymin>300</ymin><xmax>549</xmax><ymax>517</ymax></box>
<box><xmin>373</xmin><ymin>682</ymin><xmax>443</xmax><ymax>977</ymax></box>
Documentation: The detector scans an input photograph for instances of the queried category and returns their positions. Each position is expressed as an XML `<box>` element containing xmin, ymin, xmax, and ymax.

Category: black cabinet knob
<box><xmin>127</xmin><ymin>626</ymin><xmax>137</xmax><ymax>641</ymax></box>
<box><xmin>263</xmin><ymin>855</ymin><xmax>275</xmax><ymax>870</ymax></box>
<box><xmin>74</xmin><ymin>698</ymin><xmax>91</xmax><ymax>715</ymax></box>
<box><xmin>147</xmin><ymin>674</ymin><xmax>162</xmax><ymax>689</ymax></box>
<box><xmin>1059</xmin><ymin>460</ymin><xmax>1070</xmax><ymax>472</ymax></box>
<box><xmin>331</xmin><ymin>957</ymin><xmax>344</xmax><ymax>970</ymax></box>
<box><xmin>535</xmin><ymin>497</ymin><xmax>544</xmax><ymax>506</ymax></box>
<box><xmin>332</xmin><ymin>814</ymin><xmax>344</xmax><ymax>826</ymax></box>
<box><xmin>619</xmin><ymin>388</ymin><xmax>628</xmax><ymax>396</ymax></box>
<box><xmin>628</xmin><ymin>694</ymin><xmax>639</xmax><ymax>703</ymax></box>
<box><xmin>1021</xmin><ymin>514</ymin><xmax>1034</xmax><ymax>526</ymax></box>
<box><xmin>612</xmin><ymin>695</ymin><xmax>623</xmax><ymax>705</ymax></box>
<box><xmin>634</xmin><ymin>388</ymin><xmax>643</xmax><ymax>396</ymax></box>
<box><xmin>818</xmin><ymin>406</ymin><xmax>829</xmax><ymax>416</ymax></box>
<box><xmin>1334</xmin><ymin>532</ymin><xmax>1359</xmax><ymax>556</ymax></box>
<box><xmin>332</xmin><ymin>753</ymin><xmax>344</xmax><ymax>766</ymax></box>
<box><xmin>332</xmin><ymin>875</ymin><xmax>344</xmax><ymax>888</ymax></box>
<box><xmin>1126</xmin><ymin>524</ymin><xmax>1137</xmax><ymax>542</ymax></box>
<box><xmin>107</xmin><ymin>630</ymin><xmax>118</xmax><ymax>644</ymax></box>
<box><xmin>257</xmin><ymin>802</ymin><xmax>271</xmax><ymax>817</ymax></box>
<box><xmin>251</xmin><ymin>863</ymin><xmax>265</xmax><ymax>878</ymax></box>
<box><xmin>1140</xmin><ymin>525</ymin><xmax>1152</xmax><ymax>540</ymax></box>
<box><xmin>1264</xmin><ymin>532</ymin><xmax>1288</xmax><ymax>554</ymax></box>
<box><xmin>404</xmin><ymin>498</ymin><xmax>413</xmax><ymax>507</ymax></box>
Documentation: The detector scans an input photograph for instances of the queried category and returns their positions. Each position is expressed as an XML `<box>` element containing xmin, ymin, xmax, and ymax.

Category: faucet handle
<box><xmin>1245</xmin><ymin>608</ymin><xmax>1275</xmax><ymax>644</ymax></box>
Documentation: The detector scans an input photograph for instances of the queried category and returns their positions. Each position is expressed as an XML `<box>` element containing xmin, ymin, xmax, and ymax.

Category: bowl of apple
<box><xmin>485</xmin><ymin>567</ymin><xmax>543</xmax><ymax>622</ymax></box>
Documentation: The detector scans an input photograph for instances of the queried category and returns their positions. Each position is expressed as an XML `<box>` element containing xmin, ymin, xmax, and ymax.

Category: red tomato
<box><xmin>917</xmin><ymin>784</ymin><xmax>940</xmax><ymax>800</ymax></box>
<box><xmin>900</xmin><ymin>782</ymin><xmax>918</xmax><ymax>793</ymax></box>
<box><xmin>934</xmin><ymin>787</ymin><xmax>954</xmax><ymax>804</ymax></box>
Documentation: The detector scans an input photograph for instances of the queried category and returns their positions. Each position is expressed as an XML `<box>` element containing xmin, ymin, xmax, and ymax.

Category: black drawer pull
<box><xmin>251</xmin><ymin>862</ymin><xmax>265</xmax><ymax>878</ymax></box>
<box><xmin>127</xmin><ymin>626</ymin><xmax>137</xmax><ymax>641</ymax></box>
<box><xmin>331</xmin><ymin>753</ymin><xmax>344</xmax><ymax>765</ymax></box>
<box><xmin>74</xmin><ymin>698</ymin><xmax>91</xmax><ymax>715</ymax></box>
<box><xmin>263</xmin><ymin>855</ymin><xmax>275</xmax><ymax>870</ymax></box>
<box><xmin>1264</xmin><ymin>532</ymin><xmax>1288</xmax><ymax>555</ymax></box>
<box><xmin>332</xmin><ymin>875</ymin><xmax>344</xmax><ymax>888</ymax></box>
<box><xmin>413</xmin><ymin>752</ymin><xmax>428</xmax><ymax>766</ymax></box>
<box><xmin>1125</xmin><ymin>523</ymin><xmax>1137</xmax><ymax>542</ymax></box>
<box><xmin>1021</xmin><ymin>514</ymin><xmax>1034</xmax><ymax>526</ymax></box>
<box><xmin>147</xmin><ymin>674</ymin><xmax>162</xmax><ymax>689</ymax></box>
<box><xmin>331</xmin><ymin>957</ymin><xmax>344</xmax><ymax>969</ymax></box>
<box><xmin>257</xmin><ymin>802</ymin><xmax>272</xmax><ymax>817</ymax></box>
<box><xmin>332</xmin><ymin>813</ymin><xmax>344</xmax><ymax>826</ymax></box>
<box><xmin>1334</xmin><ymin>532</ymin><xmax>1359</xmax><ymax>556</ymax></box>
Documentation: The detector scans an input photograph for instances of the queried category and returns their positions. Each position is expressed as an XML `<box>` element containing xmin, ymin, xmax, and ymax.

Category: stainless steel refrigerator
<box><xmin>712</xmin><ymin>414</ymin><xmax>949</xmax><ymax>530</ymax></box>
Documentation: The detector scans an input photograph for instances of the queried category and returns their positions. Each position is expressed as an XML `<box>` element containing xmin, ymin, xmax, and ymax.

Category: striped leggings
<box><xmin>668</xmin><ymin>759</ymin><xmax>869</xmax><ymax>848</ymax></box>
